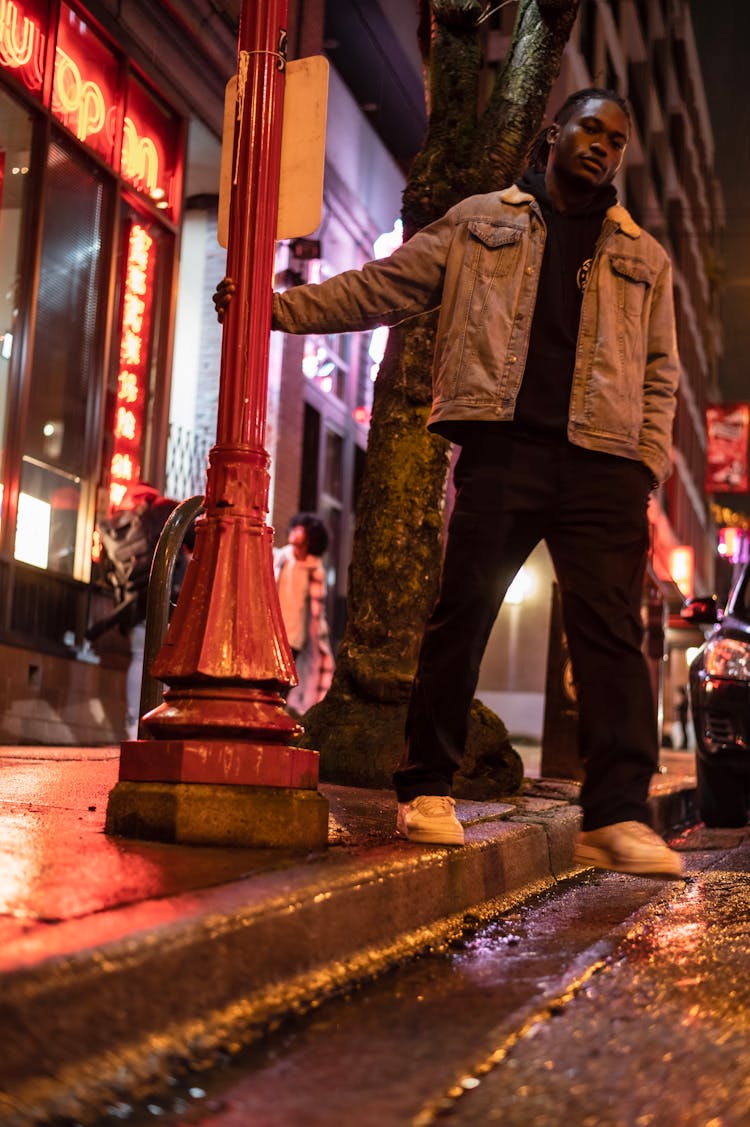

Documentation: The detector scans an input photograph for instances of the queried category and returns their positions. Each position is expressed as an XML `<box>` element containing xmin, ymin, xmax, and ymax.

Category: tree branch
<box><xmin>472</xmin><ymin>0</ymin><xmax>580</xmax><ymax>190</ymax></box>
<box><xmin>402</xmin><ymin>0</ymin><xmax>485</xmax><ymax>235</ymax></box>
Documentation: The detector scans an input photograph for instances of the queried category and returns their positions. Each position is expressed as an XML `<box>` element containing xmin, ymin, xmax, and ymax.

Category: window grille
<box><xmin>165</xmin><ymin>422</ymin><xmax>213</xmax><ymax>500</ymax></box>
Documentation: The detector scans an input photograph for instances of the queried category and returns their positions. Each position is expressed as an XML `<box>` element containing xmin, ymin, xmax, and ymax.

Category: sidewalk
<box><xmin>0</xmin><ymin>743</ymin><xmax>697</xmax><ymax>1127</ymax></box>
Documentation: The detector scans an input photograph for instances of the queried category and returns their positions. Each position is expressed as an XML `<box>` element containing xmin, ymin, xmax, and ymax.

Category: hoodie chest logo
<box><xmin>577</xmin><ymin>257</ymin><xmax>593</xmax><ymax>293</ymax></box>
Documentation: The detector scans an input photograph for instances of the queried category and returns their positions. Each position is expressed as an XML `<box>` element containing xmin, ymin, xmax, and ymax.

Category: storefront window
<box><xmin>0</xmin><ymin>3</ymin><xmax>184</xmax><ymax>662</ymax></box>
<box><xmin>302</xmin><ymin>333</ymin><xmax>350</xmax><ymax>400</ymax></box>
<box><xmin>0</xmin><ymin>90</ymin><xmax>34</xmax><ymax>529</ymax></box>
<box><xmin>17</xmin><ymin>135</ymin><xmax>108</xmax><ymax>575</ymax></box>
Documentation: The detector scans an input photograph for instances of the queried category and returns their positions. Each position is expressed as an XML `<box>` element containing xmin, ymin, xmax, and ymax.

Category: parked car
<box><xmin>681</xmin><ymin>561</ymin><xmax>750</xmax><ymax>826</ymax></box>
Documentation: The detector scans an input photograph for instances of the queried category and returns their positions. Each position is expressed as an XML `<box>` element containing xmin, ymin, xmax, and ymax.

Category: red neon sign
<box><xmin>109</xmin><ymin>222</ymin><xmax>154</xmax><ymax>510</ymax></box>
<box><xmin>0</xmin><ymin>0</ymin><xmax>47</xmax><ymax>93</ymax></box>
<box><xmin>122</xmin><ymin>75</ymin><xmax>179</xmax><ymax>209</ymax></box>
<box><xmin>0</xmin><ymin>1</ymin><xmax>180</xmax><ymax>216</ymax></box>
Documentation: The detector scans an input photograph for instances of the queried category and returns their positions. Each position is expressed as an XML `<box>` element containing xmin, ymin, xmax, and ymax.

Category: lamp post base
<box><xmin>119</xmin><ymin>738</ymin><xmax>320</xmax><ymax>789</ymax></box>
<box><xmin>105</xmin><ymin>779</ymin><xmax>329</xmax><ymax>850</ymax></box>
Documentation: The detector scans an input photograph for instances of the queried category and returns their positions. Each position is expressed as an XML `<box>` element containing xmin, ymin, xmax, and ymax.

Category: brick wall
<box><xmin>0</xmin><ymin>643</ymin><xmax>127</xmax><ymax>745</ymax></box>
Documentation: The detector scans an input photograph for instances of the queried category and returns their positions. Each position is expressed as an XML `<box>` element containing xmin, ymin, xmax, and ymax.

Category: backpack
<box><xmin>92</xmin><ymin>497</ymin><xmax>181</xmax><ymax>635</ymax></box>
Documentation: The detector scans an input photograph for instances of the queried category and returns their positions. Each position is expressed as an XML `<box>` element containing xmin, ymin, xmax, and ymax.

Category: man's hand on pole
<box><xmin>212</xmin><ymin>276</ymin><xmax>236</xmax><ymax>323</ymax></box>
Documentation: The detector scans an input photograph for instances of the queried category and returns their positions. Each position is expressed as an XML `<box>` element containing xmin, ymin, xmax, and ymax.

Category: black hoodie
<box><xmin>512</xmin><ymin>168</ymin><xmax>616</xmax><ymax>435</ymax></box>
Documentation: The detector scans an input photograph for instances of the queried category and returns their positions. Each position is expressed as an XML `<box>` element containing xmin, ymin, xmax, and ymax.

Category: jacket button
<box><xmin>509</xmin><ymin>355</ymin><xmax>518</xmax><ymax>363</ymax></box>
<box><xmin>525</xmin><ymin>266</ymin><xmax>533</xmax><ymax>275</ymax></box>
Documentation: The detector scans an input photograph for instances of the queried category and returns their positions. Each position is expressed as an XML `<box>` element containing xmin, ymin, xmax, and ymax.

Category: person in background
<box><xmin>87</xmin><ymin>483</ymin><xmax>192</xmax><ymax>740</ymax></box>
<box><xmin>274</xmin><ymin>513</ymin><xmax>334</xmax><ymax>715</ymax></box>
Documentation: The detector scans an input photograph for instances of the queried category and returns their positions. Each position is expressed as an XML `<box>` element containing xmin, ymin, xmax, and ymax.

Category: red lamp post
<box><xmin>105</xmin><ymin>0</ymin><xmax>329</xmax><ymax>849</ymax></box>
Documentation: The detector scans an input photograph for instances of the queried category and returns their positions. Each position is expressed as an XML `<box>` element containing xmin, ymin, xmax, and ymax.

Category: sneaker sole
<box><xmin>574</xmin><ymin>844</ymin><xmax>683</xmax><ymax>880</ymax></box>
<box><xmin>397</xmin><ymin>826</ymin><xmax>465</xmax><ymax>845</ymax></box>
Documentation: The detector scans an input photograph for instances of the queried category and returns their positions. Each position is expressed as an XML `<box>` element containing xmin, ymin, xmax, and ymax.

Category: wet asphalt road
<box><xmin>96</xmin><ymin>825</ymin><xmax>750</xmax><ymax>1127</ymax></box>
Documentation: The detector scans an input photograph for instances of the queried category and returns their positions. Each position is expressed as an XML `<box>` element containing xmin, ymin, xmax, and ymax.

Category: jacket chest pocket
<box><xmin>608</xmin><ymin>253</ymin><xmax>655</xmax><ymax>319</ymax></box>
<box><xmin>466</xmin><ymin>220</ymin><xmax>523</xmax><ymax>279</ymax></box>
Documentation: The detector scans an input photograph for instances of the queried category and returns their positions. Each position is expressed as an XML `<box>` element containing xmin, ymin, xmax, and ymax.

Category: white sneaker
<box><xmin>574</xmin><ymin>820</ymin><xmax>684</xmax><ymax>879</ymax></box>
<box><xmin>396</xmin><ymin>795</ymin><xmax>465</xmax><ymax>845</ymax></box>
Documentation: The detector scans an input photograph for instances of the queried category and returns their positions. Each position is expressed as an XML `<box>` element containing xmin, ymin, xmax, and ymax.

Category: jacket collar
<box><xmin>498</xmin><ymin>184</ymin><xmax>641</xmax><ymax>240</ymax></box>
<box><xmin>498</xmin><ymin>184</ymin><xmax>534</xmax><ymax>207</ymax></box>
<box><xmin>605</xmin><ymin>203</ymin><xmax>641</xmax><ymax>239</ymax></box>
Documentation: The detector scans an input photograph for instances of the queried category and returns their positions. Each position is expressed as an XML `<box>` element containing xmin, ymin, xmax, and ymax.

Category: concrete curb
<box><xmin>0</xmin><ymin>776</ymin><xmax>695</xmax><ymax>1127</ymax></box>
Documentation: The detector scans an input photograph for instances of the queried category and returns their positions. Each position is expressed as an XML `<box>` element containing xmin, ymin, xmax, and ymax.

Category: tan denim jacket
<box><xmin>273</xmin><ymin>185</ymin><xmax>680</xmax><ymax>483</ymax></box>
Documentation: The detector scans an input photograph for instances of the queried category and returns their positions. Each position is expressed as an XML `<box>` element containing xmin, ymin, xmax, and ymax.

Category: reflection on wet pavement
<box><xmin>0</xmin><ymin>758</ymin><xmax>286</xmax><ymax>927</ymax></box>
<box><xmin>98</xmin><ymin>832</ymin><xmax>750</xmax><ymax>1127</ymax></box>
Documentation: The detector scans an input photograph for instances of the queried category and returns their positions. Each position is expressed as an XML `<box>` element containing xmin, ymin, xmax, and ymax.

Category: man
<box><xmin>223</xmin><ymin>88</ymin><xmax>682</xmax><ymax>878</ymax></box>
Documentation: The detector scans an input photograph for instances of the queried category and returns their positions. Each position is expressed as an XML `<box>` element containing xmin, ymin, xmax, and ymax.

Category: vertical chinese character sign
<box><xmin>110</xmin><ymin>223</ymin><xmax>154</xmax><ymax>509</ymax></box>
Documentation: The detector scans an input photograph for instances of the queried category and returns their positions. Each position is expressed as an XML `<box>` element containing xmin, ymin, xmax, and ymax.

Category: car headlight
<box><xmin>704</xmin><ymin>637</ymin><xmax>750</xmax><ymax>681</ymax></box>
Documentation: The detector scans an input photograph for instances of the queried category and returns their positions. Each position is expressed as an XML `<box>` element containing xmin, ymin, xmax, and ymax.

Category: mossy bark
<box><xmin>301</xmin><ymin>0</ymin><xmax>579</xmax><ymax>795</ymax></box>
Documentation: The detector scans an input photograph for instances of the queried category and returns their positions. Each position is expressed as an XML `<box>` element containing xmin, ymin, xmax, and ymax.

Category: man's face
<box><xmin>548</xmin><ymin>97</ymin><xmax>629</xmax><ymax>189</ymax></box>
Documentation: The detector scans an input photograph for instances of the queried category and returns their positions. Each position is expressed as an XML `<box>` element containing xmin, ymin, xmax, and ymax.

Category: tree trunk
<box><xmin>302</xmin><ymin>0</ymin><xmax>580</xmax><ymax>794</ymax></box>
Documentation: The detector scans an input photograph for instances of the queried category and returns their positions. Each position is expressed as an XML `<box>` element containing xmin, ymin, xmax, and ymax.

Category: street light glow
<box><xmin>505</xmin><ymin>566</ymin><xmax>533</xmax><ymax>605</ymax></box>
